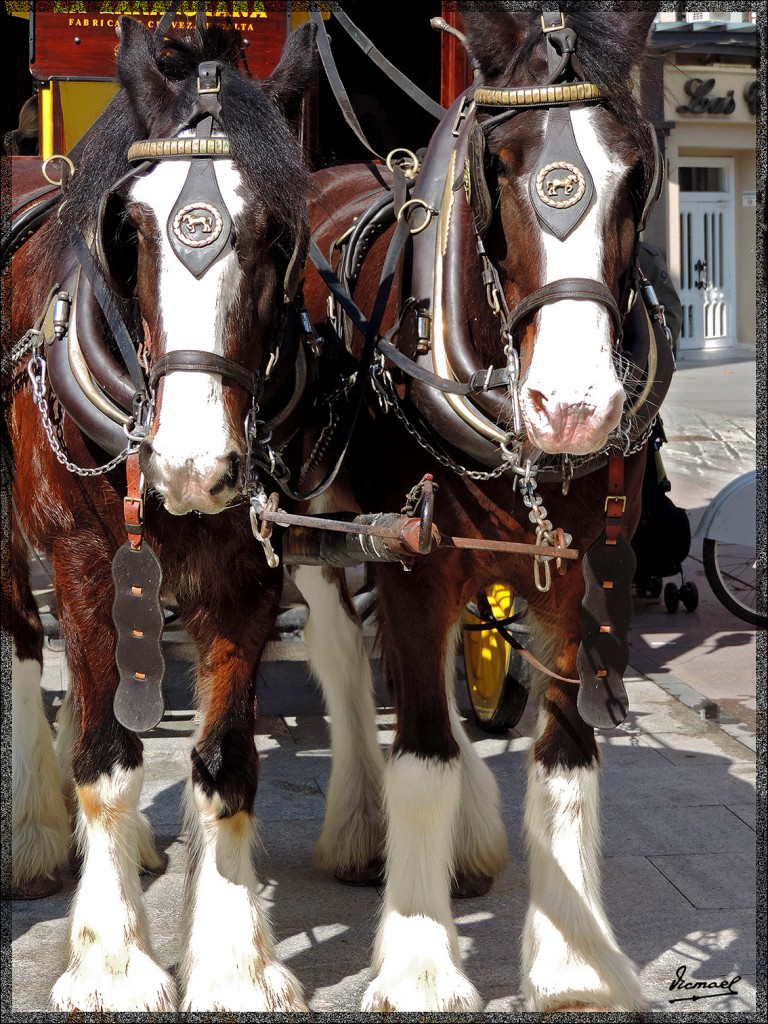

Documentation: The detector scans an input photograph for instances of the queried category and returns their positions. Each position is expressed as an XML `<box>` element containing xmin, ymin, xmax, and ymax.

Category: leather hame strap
<box><xmin>604</xmin><ymin>452</ymin><xmax>626</xmax><ymax>545</ymax></box>
<box><xmin>331</xmin><ymin>7</ymin><xmax>447</xmax><ymax>122</ymax></box>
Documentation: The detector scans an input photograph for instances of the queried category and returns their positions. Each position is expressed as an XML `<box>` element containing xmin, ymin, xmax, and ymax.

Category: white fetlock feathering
<box><xmin>51</xmin><ymin>766</ymin><xmax>176</xmax><ymax>1012</ymax></box>
<box><xmin>11</xmin><ymin>646</ymin><xmax>70</xmax><ymax>890</ymax></box>
<box><xmin>294</xmin><ymin>564</ymin><xmax>386</xmax><ymax>874</ymax></box>
<box><xmin>363</xmin><ymin>753</ymin><xmax>482</xmax><ymax>1012</ymax></box>
<box><xmin>445</xmin><ymin>624</ymin><xmax>509</xmax><ymax>882</ymax></box>
<box><xmin>522</xmin><ymin>758</ymin><xmax>646</xmax><ymax>1011</ymax></box>
<box><xmin>180</xmin><ymin>783</ymin><xmax>306</xmax><ymax>1012</ymax></box>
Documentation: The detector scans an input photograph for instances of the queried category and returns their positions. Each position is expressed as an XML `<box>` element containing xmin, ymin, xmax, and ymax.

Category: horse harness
<box><xmin>305</xmin><ymin>9</ymin><xmax>675</xmax><ymax>727</ymax></box>
<box><xmin>8</xmin><ymin>8</ymin><xmax>675</xmax><ymax>731</ymax></box>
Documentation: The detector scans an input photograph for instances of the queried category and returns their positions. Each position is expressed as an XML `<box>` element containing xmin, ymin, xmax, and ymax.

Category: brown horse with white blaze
<box><xmin>3</xmin><ymin>17</ymin><xmax>326</xmax><ymax>1012</ymax></box>
<box><xmin>298</xmin><ymin>4</ymin><xmax>669</xmax><ymax>1012</ymax></box>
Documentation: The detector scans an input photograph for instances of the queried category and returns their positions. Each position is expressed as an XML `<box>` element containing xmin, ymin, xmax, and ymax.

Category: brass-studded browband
<box><xmin>474</xmin><ymin>82</ymin><xmax>603</xmax><ymax>110</ymax></box>
<box><xmin>127</xmin><ymin>137</ymin><xmax>231</xmax><ymax>162</ymax></box>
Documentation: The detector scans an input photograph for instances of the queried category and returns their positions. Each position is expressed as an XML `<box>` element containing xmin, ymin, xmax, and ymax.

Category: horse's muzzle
<box><xmin>520</xmin><ymin>384</ymin><xmax>626</xmax><ymax>456</ymax></box>
<box><xmin>141</xmin><ymin>441</ymin><xmax>241</xmax><ymax>515</ymax></box>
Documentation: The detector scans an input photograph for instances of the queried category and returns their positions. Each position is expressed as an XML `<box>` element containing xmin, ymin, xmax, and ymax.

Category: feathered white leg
<box><xmin>362</xmin><ymin>754</ymin><xmax>482</xmax><ymax>1012</ymax></box>
<box><xmin>180</xmin><ymin>784</ymin><xmax>306</xmax><ymax>1012</ymax></box>
<box><xmin>11</xmin><ymin>644</ymin><xmax>70</xmax><ymax>896</ymax></box>
<box><xmin>294</xmin><ymin>564</ymin><xmax>385</xmax><ymax>878</ymax></box>
<box><xmin>51</xmin><ymin>766</ymin><xmax>176</xmax><ymax>1011</ymax></box>
<box><xmin>522</xmin><ymin>756</ymin><xmax>646</xmax><ymax>1010</ymax></box>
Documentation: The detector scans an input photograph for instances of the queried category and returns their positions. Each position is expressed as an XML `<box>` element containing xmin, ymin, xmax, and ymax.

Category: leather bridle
<box><xmin>94</xmin><ymin>59</ymin><xmax>307</xmax><ymax>416</ymax></box>
<box><xmin>468</xmin><ymin>12</ymin><xmax>662</xmax><ymax>353</ymax></box>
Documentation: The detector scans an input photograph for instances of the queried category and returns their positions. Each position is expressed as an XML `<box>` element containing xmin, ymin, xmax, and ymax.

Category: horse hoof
<box><xmin>452</xmin><ymin>870</ymin><xmax>494</xmax><ymax>898</ymax></box>
<box><xmin>140</xmin><ymin>849</ymin><xmax>168</xmax><ymax>876</ymax></box>
<box><xmin>333</xmin><ymin>857</ymin><xmax>385</xmax><ymax>887</ymax></box>
<box><xmin>10</xmin><ymin>869</ymin><xmax>62</xmax><ymax>900</ymax></box>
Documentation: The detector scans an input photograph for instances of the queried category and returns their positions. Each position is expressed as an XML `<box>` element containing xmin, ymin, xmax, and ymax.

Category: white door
<box><xmin>677</xmin><ymin>158</ymin><xmax>736</xmax><ymax>350</ymax></box>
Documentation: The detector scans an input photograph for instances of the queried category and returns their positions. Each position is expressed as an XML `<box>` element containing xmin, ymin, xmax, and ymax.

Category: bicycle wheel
<box><xmin>702</xmin><ymin>538</ymin><xmax>765</xmax><ymax>628</ymax></box>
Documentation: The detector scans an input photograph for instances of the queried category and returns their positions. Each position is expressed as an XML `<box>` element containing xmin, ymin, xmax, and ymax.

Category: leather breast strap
<box><xmin>149</xmin><ymin>350</ymin><xmax>262</xmax><ymax>397</ymax></box>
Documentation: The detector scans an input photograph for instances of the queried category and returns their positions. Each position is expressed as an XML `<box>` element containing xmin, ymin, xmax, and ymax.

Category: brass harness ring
<box><xmin>397</xmin><ymin>198</ymin><xmax>435</xmax><ymax>235</ymax></box>
<box><xmin>41</xmin><ymin>155</ymin><xmax>75</xmax><ymax>187</ymax></box>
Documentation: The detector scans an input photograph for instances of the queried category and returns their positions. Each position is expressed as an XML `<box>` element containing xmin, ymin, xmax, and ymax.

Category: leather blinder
<box><xmin>465</xmin><ymin>121</ymin><xmax>494</xmax><ymax>238</ymax></box>
<box><xmin>95</xmin><ymin>189</ymin><xmax>138</xmax><ymax>298</ymax></box>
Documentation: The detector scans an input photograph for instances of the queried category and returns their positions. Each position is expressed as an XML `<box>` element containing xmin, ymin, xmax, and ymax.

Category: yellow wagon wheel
<box><xmin>462</xmin><ymin>582</ymin><xmax>530</xmax><ymax>733</ymax></box>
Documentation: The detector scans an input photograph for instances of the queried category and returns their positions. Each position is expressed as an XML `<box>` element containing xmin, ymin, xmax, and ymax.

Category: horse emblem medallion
<box><xmin>536</xmin><ymin>161</ymin><xmax>587</xmax><ymax>209</ymax></box>
<box><xmin>172</xmin><ymin>201</ymin><xmax>224</xmax><ymax>248</ymax></box>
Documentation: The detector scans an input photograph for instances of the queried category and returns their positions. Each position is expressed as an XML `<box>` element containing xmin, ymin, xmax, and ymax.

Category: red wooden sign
<box><xmin>30</xmin><ymin>2</ymin><xmax>288</xmax><ymax>81</ymax></box>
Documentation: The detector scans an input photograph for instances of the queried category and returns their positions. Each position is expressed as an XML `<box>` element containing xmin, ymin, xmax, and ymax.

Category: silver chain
<box><xmin>27</xmin><ymin>350</ymin><xmax>136</xmax><ymax>476</ymax></box>
<box><xmin>4</xmin><ymin>329</ymin><xmax>41</xmax><ymax>370</ymax></box>
<box><xmin>374</xmin><ymin>366</ymin><xmax>515</xmax><ymax>481</ymax></box>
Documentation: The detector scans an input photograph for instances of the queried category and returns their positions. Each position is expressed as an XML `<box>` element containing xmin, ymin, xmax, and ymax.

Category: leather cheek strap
<box><xmin>149</xmin><ymin>350</ymin><xmax>262</xmax><ymax>398</ymax></box>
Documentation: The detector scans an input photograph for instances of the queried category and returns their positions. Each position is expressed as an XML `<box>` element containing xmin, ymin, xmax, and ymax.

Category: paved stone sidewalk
<box><xmin>10</xmin><ymin>638</ymin><xmax>757</xmax><ymax>1014</ymax></box>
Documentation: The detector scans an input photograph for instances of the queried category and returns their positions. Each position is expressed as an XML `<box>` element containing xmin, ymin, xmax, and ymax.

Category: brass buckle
<box><xmin>541</xmin><ymin>12</ymin><xmax>566</xmax><ymax>33</ymax></box>
<box><xmin>604</xmin><ymin>495</ymin><xmax>627</xmax><ymax>515</ymax></box>
<box><xmin>124</xmin><ymin>495</ymin><xmax>144</xmax><ymax>522</ymax></box>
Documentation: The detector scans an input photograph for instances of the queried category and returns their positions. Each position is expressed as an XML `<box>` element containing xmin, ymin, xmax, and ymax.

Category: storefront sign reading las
<box><xmin>677</xmin><ymin>77</ymin><xmax>758</xmax><ymax>116</ymax></box>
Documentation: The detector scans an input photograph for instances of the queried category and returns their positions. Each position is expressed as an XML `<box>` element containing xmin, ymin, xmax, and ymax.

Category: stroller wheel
<box><xmin>679</xmin><ymin>581</ymin><xmax>699</xmax><ymax>612</ymax></box>
<box><xmin>649</xmin><ymin>576</ymin><xmax>662</xmax><ymax>598</ymax></box>
<box><xmin>664</xmin><ymin>582</ymin><xmax>680</xmax><ymax>613</ymax></box>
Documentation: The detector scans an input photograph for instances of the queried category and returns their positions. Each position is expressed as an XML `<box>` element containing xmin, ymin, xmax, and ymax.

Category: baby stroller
<box><xmin>632</xmin><ymin>416</ymin><xmax>698</xmax><ymax>613</ymax></box>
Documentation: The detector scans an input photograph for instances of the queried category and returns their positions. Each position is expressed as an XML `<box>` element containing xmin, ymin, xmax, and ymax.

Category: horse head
<box><xmin>92</xmin><ymin>17</ymin><xmax>317</xmax><ymax>515</ymax></box>
<box><xmin>461</xmin><ymin>5</ymin><xmax>658</xmax><ymax>457</ymax></box>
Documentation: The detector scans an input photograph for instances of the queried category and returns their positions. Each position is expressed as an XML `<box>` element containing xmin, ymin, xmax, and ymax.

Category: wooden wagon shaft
<box><xmin>257</xmin><ymin>507</ymin><xmax>579</xmax><ymax>561</ymax></box>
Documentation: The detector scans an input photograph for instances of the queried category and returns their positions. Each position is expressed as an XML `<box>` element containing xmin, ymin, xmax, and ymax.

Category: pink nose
<box><xmin>522</xmin><ymin>384</ymin><xmax>625</xmax><ymax>455</ymax></box>
<box><xmin>143</xmin><ymin>445</ymin><xmax>240</xmax><ymax>513</ymax></box>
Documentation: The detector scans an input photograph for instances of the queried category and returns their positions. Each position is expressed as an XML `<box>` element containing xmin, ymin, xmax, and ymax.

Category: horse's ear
<box><xmin>457</xmin><ymin>2</ymin><xmax>532</xmax><ymax>79</ymax></box>
<box><xmin>263</xmin><ymin>22</ymin><xmax>318</xmax><ymax>122</ymax></box>
<box><xmin>116</xmin><ymin>17</ymin><xmax>176</xmax><ymax>117</ymax></box>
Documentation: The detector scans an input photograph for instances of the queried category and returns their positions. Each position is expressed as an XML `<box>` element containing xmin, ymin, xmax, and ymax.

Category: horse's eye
<box><xmin>488</xmin><ymin>153</ymin><xmax>507</xmax><ymax>181</ymax></box>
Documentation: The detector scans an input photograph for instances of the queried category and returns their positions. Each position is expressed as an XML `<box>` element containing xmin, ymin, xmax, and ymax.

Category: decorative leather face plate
<box><xmin>172</xmin><ymin>202</ymin><xmax>224</xmax><ymax>248</ymax></box>
<box><xmin>536</xmin><ymin>161</ymin><xmax>587</xmax><ymax>209</ymax></box>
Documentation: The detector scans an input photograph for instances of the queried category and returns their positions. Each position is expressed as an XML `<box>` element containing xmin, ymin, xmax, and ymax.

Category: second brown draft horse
<box><xmin>301</xmin><ymin>4</ymin><xmax>672</xmax><ymax>1012</ymax></box>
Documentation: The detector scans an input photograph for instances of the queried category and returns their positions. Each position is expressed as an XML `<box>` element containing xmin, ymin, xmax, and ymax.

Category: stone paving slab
<box><xmin>9</xmin><ymin>645</ymin><xmax>757</xmax><ymax>1015</ymax></box>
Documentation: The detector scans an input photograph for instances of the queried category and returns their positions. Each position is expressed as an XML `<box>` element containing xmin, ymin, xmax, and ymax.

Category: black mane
<box><xmin>54</xmin><ymin>26</ymin><xmax>307</xmax><ymax>262</ymax></box>
<box><xmin>479</xmin><ymin>6</ymin><xmax>657</xmax><ymax>207</ymax></box>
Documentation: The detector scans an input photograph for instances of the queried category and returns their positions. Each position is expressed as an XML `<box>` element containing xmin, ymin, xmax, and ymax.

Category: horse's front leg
<box><xmin>48</xmin><ymin>539</ymin><xmax>175</xmax><ymax>1012</ymax></box>
<box><xmin>361</xmin><ymin>565</ymin><xmax>484</xmax><ymax>1012</ymax></box>
<box><xmin>7</xmin><ymin>515</ymin><xmax>70</xmax><ymax>898</ymax></box>
<box><xmin>180</xmin><ymin>571</ymin><xmax>306</xmax><ymax>1012</ymax></box>
<box><xmin>293</xmin><ymin>564</ymin><xmax>385</xmax><ymax>882</ymax></box>
<box><xmin>522</xmin><ymin>614</ymin><xmax>646</xmax><ymax>1012</ymax></box>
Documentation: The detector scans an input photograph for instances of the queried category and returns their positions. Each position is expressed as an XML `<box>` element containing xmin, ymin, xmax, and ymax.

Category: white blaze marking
<box><xmin>131</xmin><ymin>159</ymin><xmax>245</xmax><ymax>479</ymax></box>
<box><xmin>524</xmin><ymin>106</ymin><xmax>629</xmax><ymax>450</ymax></box>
